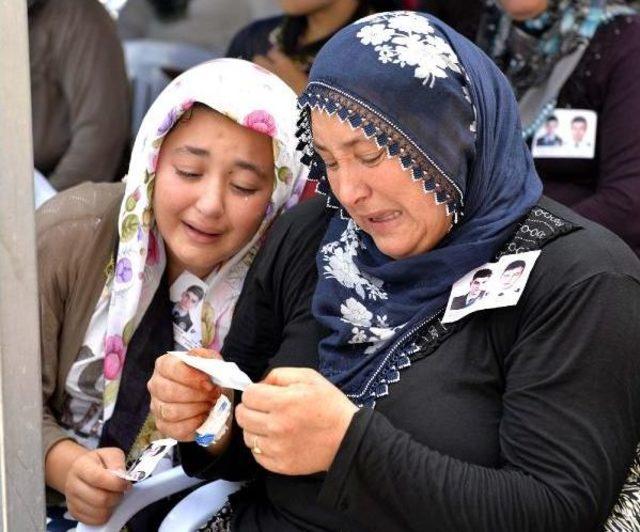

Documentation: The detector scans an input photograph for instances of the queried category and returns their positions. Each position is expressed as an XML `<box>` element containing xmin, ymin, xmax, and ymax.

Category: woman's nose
<box><xmin>194</xmin><ymin>175</ymin><xmax>225</xmax><ymax>218</ymax></box>
<box><xmin>331</xmin><ymin>169</ymin><xmax>370</xmax><ymax>208</ymax></box>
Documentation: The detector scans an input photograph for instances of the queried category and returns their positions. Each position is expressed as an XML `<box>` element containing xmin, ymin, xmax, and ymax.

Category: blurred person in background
<box><xmin>226</xmin><ymin>0</ymin><xmax>399</xmax><ymax>94</ymax></box>
<box><xmin>477</xmin><ymin>0</ymin><xmax>640</xmax><ymax>257</ymax></box>
<box><xmin>117</xmin><ymin>0</ymin><xmax>280</xmax><ymax>55</ymax></box>
<box><xmin>28</xmin><ymin>0</ymin><xmax>129</xmax><ymax>192</ymax></box>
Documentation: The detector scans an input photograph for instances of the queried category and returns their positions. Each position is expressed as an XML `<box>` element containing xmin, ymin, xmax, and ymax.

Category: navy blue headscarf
<box><xmin>299</xmin><ymin>11</ymin><xmax>542</xmax><ymax>407</ymax></box>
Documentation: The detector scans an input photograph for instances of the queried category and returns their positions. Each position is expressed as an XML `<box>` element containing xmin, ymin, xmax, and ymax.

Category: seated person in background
<box><xmin>476</xmin><ymin>0</ymin><xmax>640</xmax><ymax>257</ymax></box>
<box><xmin>226</xmin><ymin>0</ymin><xmax>398</xmax><ymax>94</ymax></box>
<box><xmin>117</xmin><ymin>0</ymin><xmax>280</xmax><ymax>54</ymax></box>
<box><xmin>28</xmin><ymin>0</ymin><xmax>130</xmax><ymax>191</ymax></box>
<box><xmin>38</xmin><ymin>59</ymin><xmax>307</xmax><ymax>530</ymax></box>
<box><xmin>535</xmin><ymin>115</ymin><xmax>563</xmax><ymax>146</ymax></box>
<box><xmin>449</xmin><ymin>268</ymin><xmax>492</xmax><ymax>309</ymax></box>
<box><xmin>150</xmin><ymin>12</ymin><xmax>640</xmax><ymax>531</ymax></box>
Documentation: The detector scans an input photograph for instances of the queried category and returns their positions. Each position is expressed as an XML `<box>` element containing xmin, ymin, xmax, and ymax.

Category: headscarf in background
<box><xmin>476</xmin><ymin>0</ymin><xmax>636</xmax><ymax>137</ymax></box>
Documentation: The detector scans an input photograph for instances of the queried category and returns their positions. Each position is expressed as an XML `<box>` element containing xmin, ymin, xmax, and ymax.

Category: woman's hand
<box><xmin>147</xmin><ymin>348</ymin><xmax>222</xmax><ymax>441</ymax></box>
<box><xmin>253</xmin><ymin>48</ymin><xmax>309</xmax><ymax>95</ymax></box>
<box><xmin>65</xmin><ymin>447</ymin><xmax>130</xmax><ymax>525</ymax></box>
<box><xmin>235</xmin><ymin>368</ymin><xmax>358</xmax><ymax>475</ymax></box>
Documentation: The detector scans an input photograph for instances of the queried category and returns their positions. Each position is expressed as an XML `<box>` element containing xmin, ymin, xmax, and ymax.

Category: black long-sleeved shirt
<box><xmin>182</xmin><ymin>196</ymin><xmax>640</xmax><ymax>531</ymax></box>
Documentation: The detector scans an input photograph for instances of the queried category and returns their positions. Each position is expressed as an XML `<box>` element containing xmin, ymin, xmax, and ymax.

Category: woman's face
<box><xmin>497</xmin><ymin>0</ymin><xmax>548</xmax><ymax>21</ymax></box>
<box><xmin>311</xmin><ymin>110</ymin><xmax>452</xmax><ymax>260</ymax></box>
<box><xmin>154</xmin><ymin>107</ymin><xmax>274</xmax><ymax>280</ymax></box>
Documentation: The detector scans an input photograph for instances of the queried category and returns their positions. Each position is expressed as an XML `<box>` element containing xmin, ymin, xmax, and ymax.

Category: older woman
<box><xmin>150</xmin><ymin>12</ymin><xmax>640</xmax><ymax>531</ymax></box>
<box><xmin>39</xmin><ymin>58</ymin><xmax>307</xmax><ymax>529</ymax></box>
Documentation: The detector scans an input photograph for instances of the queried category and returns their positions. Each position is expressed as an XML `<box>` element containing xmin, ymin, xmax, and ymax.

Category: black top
<box><xmin>181</xmin><ymin>196</ymin><xmax>640</xmax><ymax>531</ymax></box>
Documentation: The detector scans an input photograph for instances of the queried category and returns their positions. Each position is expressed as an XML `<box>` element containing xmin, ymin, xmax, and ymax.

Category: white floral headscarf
<box><xmin>77</xmin><ymin>59</ymin><xmax>307</xmax><ymax>422</ymax></box>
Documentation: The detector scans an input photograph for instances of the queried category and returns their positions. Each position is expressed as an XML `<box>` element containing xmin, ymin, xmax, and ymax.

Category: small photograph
<box><xmin>169</xmin><ymin>272</ymin><xmax>207</xmax><ymax>350</ymax></box>
<box><xmin>118</xmin><ymin>438</ymin><xmax>177</xmax><ymax>483</ymax></box>
<box><xmin>443</xmin><ymin>251</ymin><xmax>541</xmax><ymax>324</ymax></box>
<box><xmin>496</xmin><ymin>259</ymin><xmax>526</xmax><ymax>297</ymax></box>
<box><xmin>531</xmin><ymin>109</ymin><xmax>597</xmax><ymax>160</ymax></box>
<box><xmin>449</xmin><ymin>268</ymin><xmax>493</xmax><ymax>310</ymax></box>
<box><xmin>534</xmin><ymin>114</ymin><xmax>564</xmax><ymax>147</ymax></box>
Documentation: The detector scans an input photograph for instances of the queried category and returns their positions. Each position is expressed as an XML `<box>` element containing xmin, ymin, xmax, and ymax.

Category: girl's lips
<box><xmin>182</xmin><ymin>221</ymin><xmax>223</xmax><ymax>243</ymax></box>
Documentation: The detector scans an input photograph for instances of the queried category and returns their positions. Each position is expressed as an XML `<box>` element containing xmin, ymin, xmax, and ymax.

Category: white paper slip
<box><xmin>195</xmin><ymin>394</ymin><xmax>232</xmax><ymax>447</ymax></box>
<box><xmin>110</xmin><ymin>438</ymin><xmax>177</xmax><ymax>482</ymax></box>
<box><xmin>168</xmin><ymin>351</ymin><xmax>253</xmax><ymax>391</ymax></box>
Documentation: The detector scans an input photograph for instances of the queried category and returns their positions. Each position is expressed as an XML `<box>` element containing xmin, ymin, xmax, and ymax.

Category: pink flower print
<box><xmin>243</xmin><ymin>110</ymin><xmax>277</xmax><ymax>137</ymax></box>
<box><xmin>104</xmin><ymin>335</ymin><xmax>125</xmax><ymax>380</ymax></box>
<box><xmin>180</xmin><ymin>99</ymin><xmax>194</xmax><ymax>112</ymax></box>
<box><xmin>146</xmin><ymin>231</ymin><xmax>160</xmax><ymax>266</ymax></box>
<box><xmin>115</xmin><ymin>258</ymin><xmax>133</xmax><ymax>283</ymax></box>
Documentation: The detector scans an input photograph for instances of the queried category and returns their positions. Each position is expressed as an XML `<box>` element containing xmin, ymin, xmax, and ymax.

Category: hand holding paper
<box><xmin>168</xmin><ymin>351</ymin><xmax>253</xmax><ymax>391</ymax></box>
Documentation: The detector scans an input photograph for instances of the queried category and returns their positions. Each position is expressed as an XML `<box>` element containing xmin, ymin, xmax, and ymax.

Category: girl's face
<box><xmin>154</xmin><ymin>107</ymin><xmax>274</xmax><ymax>281</ymax></box>
<box><xmin>311</xmin><ymin>110</ymin><xmax>452</xmax><ymax>260</ymax></box>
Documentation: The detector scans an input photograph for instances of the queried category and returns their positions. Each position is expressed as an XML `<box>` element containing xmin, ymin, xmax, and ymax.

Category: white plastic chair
<box><xmin>75</xmin><ymin>466</ymin><xmax>240</xmax><ymax>532</ymax></box>
<box><xmin>159</xmin><ymin>479</ymin><xmax>242</xmax><ymax>531</ymax></box>
<box><xmin>123</xmin><ymin>39</ymin><xmax>215</xmax><ymax>138</ymax></box>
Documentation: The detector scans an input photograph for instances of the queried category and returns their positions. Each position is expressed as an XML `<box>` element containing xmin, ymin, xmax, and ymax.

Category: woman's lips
<box><xmin>361</xmin><ymin>210</ymin><xmax>402</xmax><ymax>232</ymax></box>
<box><xmin>182</xmin><ymin>221</ymin><xmax>223</xmax><ymax>244</ymax></box>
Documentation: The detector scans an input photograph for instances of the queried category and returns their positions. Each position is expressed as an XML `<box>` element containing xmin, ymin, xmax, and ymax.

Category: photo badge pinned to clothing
<box><xmin>110</xmin><ymin>438</ymin><xmax>177</xmax><ymax>482</ymax></box>
<box><xmin>169</xmin><ymin>271</ymin><xmax>208</xmax><ymax>351</ymax></box>
<box><xmin>442</xmin><ymin>250</ymin><xmax>541</xmax><ymax>324</ymax></box>
<box><xmin>531</xmin><ymin>109</ymin><xmax>597</xmax><ymax>160</ymax></box>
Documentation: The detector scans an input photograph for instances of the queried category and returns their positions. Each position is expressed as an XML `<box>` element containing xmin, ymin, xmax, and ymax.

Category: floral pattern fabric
<box><xmin>65</xmin><ymin>59</ymin><xmax>309</xmax><ymax>438</ymax></box>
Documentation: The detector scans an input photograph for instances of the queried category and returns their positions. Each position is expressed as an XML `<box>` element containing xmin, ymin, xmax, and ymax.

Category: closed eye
<box><xmin>174</xmin><ymin>167</ymin><xmax>202</xmax><ymax>178</ymax></box>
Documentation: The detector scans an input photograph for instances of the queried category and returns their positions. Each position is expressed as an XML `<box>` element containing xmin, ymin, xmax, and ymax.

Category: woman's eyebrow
<box><xmin>234</xmin><ymin>159</ymin><xmax>269</xmax><ymax>181</ymax></box>
<box><xmin>174</xmin><ymin>145</ymin><xmax>210</xmax><ymax>157</ymax></box>
<box><xmin>313</xmin><ymin>138</ymin><xmax>369</xmax><ymax>152</ymax></box>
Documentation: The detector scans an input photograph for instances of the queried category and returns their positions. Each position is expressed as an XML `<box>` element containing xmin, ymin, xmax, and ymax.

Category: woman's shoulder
<box><xmin>36</xmin><ymin>181</ymin><xmax>124</xmax><ymax>239</ymax></box>
<box><xmin>529</xmin><ymin>196</ymin><xmax>640</xmax><ymax>288</ymax></box>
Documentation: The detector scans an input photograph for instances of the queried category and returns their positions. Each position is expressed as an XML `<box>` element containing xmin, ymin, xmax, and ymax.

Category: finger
<box><xmin>156</xmin><ymin>413</ymin><xmax>208</xmax><ymax>441</ymax></box>
<box><xmin>235</xmin><ymin>403</ymin><xmax>270</xmax><ymax>435</ymax></box>
<box><xmin>81</xmin><ymin>453</ymin><xmax>129</xmax><ymax>493</ymax></box>
<box><xmin>149</xmin><ymin>376</ymin><xmax>219</xmax><ymax>404</ymax></box>
<box><xmin>262</xmin><ymin>367</ymin><xmax>320</xmax><ymax>387</ymax></box>
<box><xmin>242</xmin><ymin>430</ymin><xmax>270</xmax><ymax>455</ymax></box>
<box><xmin>152</xmin><ymin>399</ymin><xmax>213</xmax><ymax>423</ymax></box>
<box><xmin>155</xmin><ymin>355</ymin><xmax>215</xmax><ymax>392</ymax></box>
<box><xmin>241</xmin><ymin>382</ymin><xmax>290</xmax><ymax>412</ymax></box>
<box><xmin>69</xmin><ymin>477</ymin><xmax>124</xmax><ymax>509</ymax></box>
<box><xmin>67</xmin><ymin>503</ymin><xmax>111</xmax><ymax>526</ymax></box>
<box><xmin>189</xmin><ymin>347</ymin><xmax>222</xmax><ymax>360</ymax></box>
